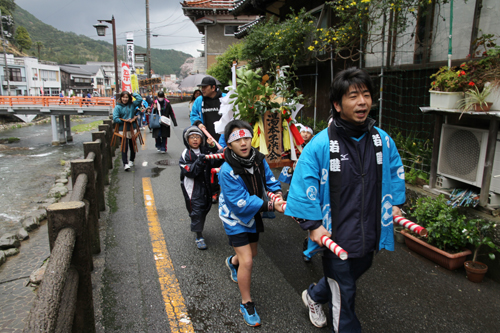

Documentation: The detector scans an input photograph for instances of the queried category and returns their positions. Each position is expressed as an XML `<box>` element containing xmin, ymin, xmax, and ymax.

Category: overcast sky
<box><xmin>16</xmin><ymin>0</ymin><xmax>203</xmax><ymax>57</ymax></box>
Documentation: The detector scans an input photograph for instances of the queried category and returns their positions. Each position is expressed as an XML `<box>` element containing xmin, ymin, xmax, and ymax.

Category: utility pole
<box><xmin>0</xmin><ymin>9</ymin><xmax>11</xmax><ymax>96</ymax></box>
<box><xmin>145</xmin><ymin>0</ymin><xmax>151</xmax><ymax>78</ymax></box>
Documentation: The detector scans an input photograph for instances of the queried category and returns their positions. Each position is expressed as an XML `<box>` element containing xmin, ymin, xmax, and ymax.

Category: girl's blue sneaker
<box><xmin>225</xmin><ymin>256</ymin><xmax>238</xmax><ymax>282</ymax></box>
<box><xmin>240</xmin><ymin>302</ymin><xmax>261</xmax><ymax>327</ymax></box>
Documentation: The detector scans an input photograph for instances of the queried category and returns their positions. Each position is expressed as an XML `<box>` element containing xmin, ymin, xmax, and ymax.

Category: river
<box><xmin>0</xmin><ymin>116</ymin><xmax>108</xmax><ymax>235</ymax></box>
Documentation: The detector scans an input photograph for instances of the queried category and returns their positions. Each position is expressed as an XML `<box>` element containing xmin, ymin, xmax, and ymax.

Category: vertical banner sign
<box><xmin>126</xmin><ymin>32</ymin><xmax>135</xmax><ymax>73</ymax></box>
<box><xmin>263</xmin><ymin>111</ymin><xmax>282</xmax><ymax>165</ymax></box>
<box><xmin>131</xmin><ymin>74</ymin><xmax>139</xmax><ymax>93</ymax></box>
<box><xmin>121</xmin><ymin>62</ymin><xmax>132</xmax><ymax>93</ymax></box>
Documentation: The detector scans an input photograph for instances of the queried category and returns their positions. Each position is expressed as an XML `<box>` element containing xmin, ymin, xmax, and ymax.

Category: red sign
<box><xmin>121</xmin><ymin>62</ymin><xmax>132</xmax><ymax>93</ymax></box>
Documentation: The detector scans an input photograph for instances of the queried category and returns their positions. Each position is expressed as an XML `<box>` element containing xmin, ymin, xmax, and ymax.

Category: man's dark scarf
<box><xmin>327</xmin><ymin>118</ymin><xmax>383</xmax><ymax>244</ymax></box>
<box><xmin>224</xmin><ymin>147</ymin><xmax>268</xmax><ymax>232</ymax></box>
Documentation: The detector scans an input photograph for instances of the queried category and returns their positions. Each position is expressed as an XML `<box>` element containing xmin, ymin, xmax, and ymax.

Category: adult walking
<box><xmin>285</xmin><ymin>68</ymin><xmax>406</xmax><ymax>332</ymax></box>
<box><xmin>189</xmin><ymin>76</ymin><xmax>225</xmax><ymax>142</ymax></box>
<box><xmin>112</xmin><ymin>91</ymin><xmax>144</xmax><ymax>171</ymax></box>
<box><xmin>152</xmin><ymin>91</ymin><xmax>177</xmax><ymax>153</ymax></box>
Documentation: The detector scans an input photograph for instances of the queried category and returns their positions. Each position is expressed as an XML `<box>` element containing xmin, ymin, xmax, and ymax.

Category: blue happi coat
<box><xmin>218</xmin><ymin>159</ymin><xmax>281</xmax><ymax>235</ymax></box>
<box><xmin>285</xmin><ymin>126</ymin><xmax>406</xmax><ymax>256</ymax></box>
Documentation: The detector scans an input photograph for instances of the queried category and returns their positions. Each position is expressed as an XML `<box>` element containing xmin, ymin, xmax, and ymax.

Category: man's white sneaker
<box><xmin>124</xmin><ymin>164</ymin><xmax>131</xmax><ymax>171</ymax></box>
<box><xmin>128</xmin><ymin>161</ymin><xmax>134</xmax><ymax>167</ymax></box>
<box><xmin>302</xmin><ymin>289</ymin><xmax>327</xmax><ymax>328</ymax></box>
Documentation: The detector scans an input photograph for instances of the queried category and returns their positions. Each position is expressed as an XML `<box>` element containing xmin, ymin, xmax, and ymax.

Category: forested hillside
<box><xmin>12</xmin><ymin>5</ymin><xmax>192</xmax><ymax>75</ymax></box>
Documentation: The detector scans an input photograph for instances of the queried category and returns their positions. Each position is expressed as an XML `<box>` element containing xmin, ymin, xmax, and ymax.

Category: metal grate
<box><xmin>439</xmin><ymin>128</ymin><xmax>481</xmax><ymax>182</ymax></box>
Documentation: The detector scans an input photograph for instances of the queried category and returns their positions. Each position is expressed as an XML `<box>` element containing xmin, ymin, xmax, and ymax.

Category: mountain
<box><xmin>12</xmin><ymin>5</ymin><xmax>192</xmax><ymax>75</ymax></box>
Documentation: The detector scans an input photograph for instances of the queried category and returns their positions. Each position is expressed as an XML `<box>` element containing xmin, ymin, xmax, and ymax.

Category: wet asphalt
<box><xmin>1</xmin><ymin>102</ymin><xmax>500</xmax><ymax>332</ymax></box>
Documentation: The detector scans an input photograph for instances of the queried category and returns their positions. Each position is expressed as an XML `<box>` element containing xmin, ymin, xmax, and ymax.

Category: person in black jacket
<box><xmin>152</xmin><ymin>91</ymin><xmax>177</xmax><ymax>153</ymax></box>
<box><xmin>179</xmin><ymin>126</ymin><xmax>221</xmax><ymax>250</ymax></box>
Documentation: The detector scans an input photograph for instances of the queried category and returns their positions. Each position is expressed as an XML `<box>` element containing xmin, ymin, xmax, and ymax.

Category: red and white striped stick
<box><xmin>200</xmin><ymin>127</ymin><xmax>223</xmax><ymax>150</ymax></box>
<box><xmin>267</xmin><ymin>191</ymin><xmax>286</xmax><ymax>210</ymax></box>
<box><xmin>205</xmin><ymin>153</ymin><xmax>225</xmax><ymax>160</ymax></box>
<box><xmin>211</xmin><ymin>168</ymin><xmax>220</xmax><ymax>183</ymax></box>
<box><xmin>393</xmin><ymin>215</ymin><xmax>428</xmax><ymax>237</ymax></box>
<box><xmin>321</xmin><ymin>235</ymin><xmax>348</xmax><ymax>260</ymax></box>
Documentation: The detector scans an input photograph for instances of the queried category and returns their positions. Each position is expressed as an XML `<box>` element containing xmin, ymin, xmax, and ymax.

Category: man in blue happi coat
<box><xmin>285</xmin><ymin>68</ymin><xmax>406</xmax><ymax>332</ymax></box>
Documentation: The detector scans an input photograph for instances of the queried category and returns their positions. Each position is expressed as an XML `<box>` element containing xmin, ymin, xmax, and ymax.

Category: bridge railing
<box><xmin>0</xmin><ymin>96</ymin><xmax>116</xmax><ymax>108</ymax></box>
<box><xmin>23</xmin><ymin>121</ymin><xmax>114</xmax><ymax>333</ymax></box>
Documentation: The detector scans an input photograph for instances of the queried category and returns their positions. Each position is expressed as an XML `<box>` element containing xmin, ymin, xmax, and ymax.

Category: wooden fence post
<box><xmin>71</xmin><ymin>159</ymin><xmax>100</xmax><ymax>255</ymax></box>
<box><xmin>46</xmin><ymin>202</ymin><xmax>95</xmax><ymax>333</ymax></box>
<box><xmin>84</xmin><ymin>140</ymin><xmax>105</xmax><ymax>211</ymax></box>
<box><xmin>102</xmin><ymin>119</ymin><xmax>115</xmax><ymax>158</ymax></box>
<box><xmin>98</xmin><ymin>124</ymin><xmax>113</xmax><ymax>176</ymax></box>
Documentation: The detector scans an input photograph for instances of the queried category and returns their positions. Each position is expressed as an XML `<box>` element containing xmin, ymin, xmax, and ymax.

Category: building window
<box><xmin>52</xmin><ymin>89</ymin><xmax>60</xmax><ymax>96</ymax></box>
<box><xmin>40</xmin><ymin>70</ymin><xmax>58</xmax><ymax>81</ymax></box>
<box><xmin>224</xmin><ymin>25</ymin><xmax>239</xmax><ymax>36</ymax></box>
<box><xmin>9</xmin><ymin>68</ymin><xmax>22</xmax><ymax>81</ymax></box>
<box><xmin>74</xmin><ymin>77</ymin><xmax>91</xmax><ymax>83</ymax></box>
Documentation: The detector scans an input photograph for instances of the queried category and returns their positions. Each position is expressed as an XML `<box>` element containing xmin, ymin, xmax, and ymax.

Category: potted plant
<box><xmin>402</xmin><ymin>194</ymin><xmax>471</xmax><ymax>270</ymax></box>
<box><xmin>456</xmin><ymin>85</ymin><xmax>493</xmax><ymax>116</ymax></box>
<box><xmin>429</xmin><ymin>66</ymin><xmax>466</xmax><ymax>109</ymax></box>
<box><xmin>462</xmin><ymin>218</ymin><xmax>500</xmax><ymax>282</ymax></box>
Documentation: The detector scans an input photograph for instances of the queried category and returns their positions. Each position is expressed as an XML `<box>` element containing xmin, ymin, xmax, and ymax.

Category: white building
<box><xmin>23</xmin><ymin>57</ymin><xmax>61</xmax><ymax>96</ymax></box>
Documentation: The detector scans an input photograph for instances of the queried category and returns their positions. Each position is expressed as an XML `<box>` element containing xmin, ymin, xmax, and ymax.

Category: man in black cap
<box><xmin>189</xmin><ymin>76</ymin><xmax>226</xmax><ymax>143</ymax></box>
<box><xmin>189</xmin><ymin>76</ymin><xmax>226</xmax><ymax>203</ymax></box>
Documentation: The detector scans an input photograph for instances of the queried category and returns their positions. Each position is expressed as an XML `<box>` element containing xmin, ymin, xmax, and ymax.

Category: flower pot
<box><xmin>429</xmin><ymin>90</ymin><xmax>464</xmax><ymax>109</ymax></box>
<box><xmin>464</xmin><ymin>261</ymin><xmax>488</xmax><ymax>283</ymax></box>
<box><xmin>473</xmin><ymin>102</ymin><xmax>493</xmax><ymax>112</ymax></box>
<box><xmin>394</xmin><ymin>226</ymin><xmax>406</xmax><ymax>244</ymax></box>
<box><xmin>401</xmin><ymin>230</ymin><xmax>471</xmax><ymax>270</ymax></box>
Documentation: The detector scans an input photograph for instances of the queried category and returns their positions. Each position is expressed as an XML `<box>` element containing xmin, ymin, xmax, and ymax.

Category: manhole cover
<box><xmin>155</xmin><ymin>159</ymin><xmax>177</xmax><ymax>166</ymax></box>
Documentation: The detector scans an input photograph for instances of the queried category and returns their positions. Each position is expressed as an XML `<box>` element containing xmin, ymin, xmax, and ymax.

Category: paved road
<box><xmin>2</xmin><ymin>101</ymin><xmax>500</xmax><ymax>332</ymax></box>
<box><xmin>94</xmin><ymin>102</ymin><xmax>500</xmax><ymax>333</ymax></box>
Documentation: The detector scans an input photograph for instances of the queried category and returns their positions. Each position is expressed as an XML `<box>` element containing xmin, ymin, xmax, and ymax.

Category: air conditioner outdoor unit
<box><xmin>437</xmin><ymin>124</ymin><xmax>500</xmax><ymax>194</ymax></box>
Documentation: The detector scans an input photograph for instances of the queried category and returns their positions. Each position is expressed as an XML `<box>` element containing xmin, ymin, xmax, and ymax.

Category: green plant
<box><xmin>411</xmin><ymin>195</ymin><xmax>467</xmax><ymax>253</ymax></box>
<box><xmin>405</xmin><ymin>168</ymin><xmax>429</xmax><ymax>185</ymax></box>
<box><xmin>463</xmin><ymin>219</ymin><xmax>500</xmax><ymax>263</ymax></box>
<box><xmin>390</xmin><ymin>129</ymin><xmax>432</xmax><ymax>184</ymax></box>
<box><xmin>456</xmin><ymin>84</ymin><xmax>492</xmax><ymax>113</ymax></box>
<box><xmin>229</xmin><ymin>67</ymin><xmax>279</xmax><ymax>124</ymax></box>
<box><xmin>430</xmin><ymin>65</ymin><xmax>468</xmax><ymax>92</ymax></box>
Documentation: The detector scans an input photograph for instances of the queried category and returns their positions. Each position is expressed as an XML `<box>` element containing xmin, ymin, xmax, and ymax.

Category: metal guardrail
<box><xmin>23</xmin><ymin>119</ymin><xmax>115</xmax><ymax>333</ymax></box>
<box><xmin>0</xmin><ymin>96</ymin><xmax>116</xmax><ymax>108</ymax></box>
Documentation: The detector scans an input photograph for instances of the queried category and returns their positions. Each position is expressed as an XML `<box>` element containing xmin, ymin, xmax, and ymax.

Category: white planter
<box><xmin>429</xmin><ymin>90</ymin><xmax>464</xmax><ymax>109</ymax></box>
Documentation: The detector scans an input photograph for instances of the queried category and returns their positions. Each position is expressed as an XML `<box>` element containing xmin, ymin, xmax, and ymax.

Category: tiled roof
<box><xmin>234</xmin><ymin>16</ymin><xmax>265</xmax><ymax>38</ymax></box>
<box><xmin>181</xmin><ymin>0</ymin><xmax>235</xmax><ymax>9</ymax></box>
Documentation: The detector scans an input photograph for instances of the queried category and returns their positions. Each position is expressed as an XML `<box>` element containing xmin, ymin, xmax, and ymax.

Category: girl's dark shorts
<box><xmin>228</xmin><ymin>232</ymin><xmax>260</xmax><ymax>247</ymax></box>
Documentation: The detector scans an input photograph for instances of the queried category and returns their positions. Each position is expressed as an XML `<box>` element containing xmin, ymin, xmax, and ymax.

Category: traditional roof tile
<box><xmin>181</xmin><ymin>0</ymin><xmax>235</xmax><ymax>10</ymax></box>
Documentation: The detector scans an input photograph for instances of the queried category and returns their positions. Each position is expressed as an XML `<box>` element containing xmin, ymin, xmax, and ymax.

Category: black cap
<box><xmin>198</xmin><ymin>76</ymin><xmax>217</xmax><ymax>87</ymax></box>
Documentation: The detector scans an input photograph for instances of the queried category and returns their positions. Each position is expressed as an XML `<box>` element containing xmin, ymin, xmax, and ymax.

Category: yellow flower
<box><xmin>308</xmin><ymin>46</ymin><xmax>315</xmax><ymax>51</ymax></box>
<box><xmin>314</xmin><ymin>40</ymin><xmax>318</xmax><ymax>44</ymax></box>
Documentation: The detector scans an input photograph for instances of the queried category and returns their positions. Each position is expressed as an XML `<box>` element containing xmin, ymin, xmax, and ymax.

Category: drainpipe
<box><xmin>379</xmin><ymin>12</ymin><xmax>387</xmax><ymax>129</ymax></box>
<box><xmin>448</xmin><ymin>0</ymin><xmax>454</xmax><ymax>68</ymax></box>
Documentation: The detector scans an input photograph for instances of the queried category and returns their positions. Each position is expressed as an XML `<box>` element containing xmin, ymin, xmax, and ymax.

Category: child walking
<box><xmin>218</xmin><ymin>120</ymin><xmax>285</xmax><ymax>327</ymax></box>
<box><xmin>179</xmin><ymin>126</ymin><xmax>219</xmax><ymax>250</ymax></box>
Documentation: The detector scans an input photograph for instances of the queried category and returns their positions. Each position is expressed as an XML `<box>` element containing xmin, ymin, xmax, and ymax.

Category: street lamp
<box><xmin>94</xmin><ymin>16</ymin><xmax>119</xmax><ymax>96</ymax></box>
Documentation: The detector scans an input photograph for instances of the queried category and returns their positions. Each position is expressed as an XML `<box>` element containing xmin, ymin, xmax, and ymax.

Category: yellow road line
<box><xmin>142</xmin><ymin>177</ymin><xmax>194</xmax><ymax>333</ymax></box>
